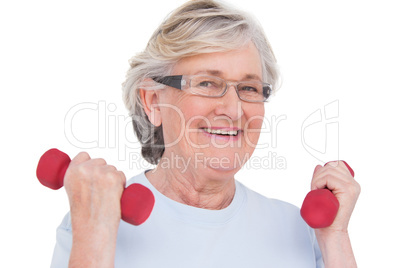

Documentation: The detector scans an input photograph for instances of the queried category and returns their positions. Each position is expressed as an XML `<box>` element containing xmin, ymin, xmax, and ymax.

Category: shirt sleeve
<box><xmin>50</xmin><ymin>213</ymin><xmax>72</xmax><ymax>268</ymax></box>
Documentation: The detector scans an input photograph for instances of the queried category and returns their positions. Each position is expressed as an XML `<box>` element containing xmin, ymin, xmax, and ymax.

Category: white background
<box><xmin>1</xmin><ymin>0</ymin><xmax>401</xmax><ymax>266</ymax></box>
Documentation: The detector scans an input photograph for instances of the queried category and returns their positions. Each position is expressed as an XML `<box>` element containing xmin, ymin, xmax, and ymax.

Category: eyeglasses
<box><xmin>152</xmin><ymin>75</ymin><xmax>272</xmax><ymax>103</ymax></box>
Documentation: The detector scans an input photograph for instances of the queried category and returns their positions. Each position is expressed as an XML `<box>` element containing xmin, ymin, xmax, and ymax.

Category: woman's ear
<box><xmin>140</xmin><ymin>78</ymin><xmax>162</xmax><ymax>127</ymax></box>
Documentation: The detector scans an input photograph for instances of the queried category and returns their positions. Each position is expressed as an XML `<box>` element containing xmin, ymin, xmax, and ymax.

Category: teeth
<box><xmin>203</xmin><ymin>128</ymin><xmax>238</xmax><ymax>136</ymax></box>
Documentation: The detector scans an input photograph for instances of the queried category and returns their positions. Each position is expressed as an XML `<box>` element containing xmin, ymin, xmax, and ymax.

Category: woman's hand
<box><xmin>64</xmin><ymin>152</ymin><xmax>126</xmax><ymax>268</ymax></box>
<box><xmin>311</xmin><ymin>161</ymin><xmax>360</xmax><ymax>267</ymax></box>
<box><xmin>311</xmin><ymin>161</ymin><xmax>360</xmax><ymax>232</ymax></box>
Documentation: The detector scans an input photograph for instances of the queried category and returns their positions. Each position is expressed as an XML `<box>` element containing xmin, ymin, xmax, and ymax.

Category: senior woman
<box><xmin>51</xmin><ymin>0</ymin><xmax>360</xmax><ymax>267</ymax></box>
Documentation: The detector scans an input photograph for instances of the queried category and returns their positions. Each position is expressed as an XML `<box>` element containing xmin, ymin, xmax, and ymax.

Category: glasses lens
<box><xmin>189</xmin><ymin>76</ymin><xmax>225</xmax><ymax>96</ymax></box>
<box><xmin>238</xmin><ymin>82</ymin><xmax>268</xmax><ymax>102</ymax></box>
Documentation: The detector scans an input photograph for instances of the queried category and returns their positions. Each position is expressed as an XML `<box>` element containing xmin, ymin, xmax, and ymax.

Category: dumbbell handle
<box><xmin>36</xmin><ymin>148</ymin><xmax>154</xmax><ymax>226</ymax></box>
<box><xmin>300</xmin><ymin>161</ymin><xmax>354</xmax><ymax>229</ymax></box>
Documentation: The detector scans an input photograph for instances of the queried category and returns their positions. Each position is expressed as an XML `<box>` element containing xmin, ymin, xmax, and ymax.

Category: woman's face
<box><xmin>157</xmin><ymin>41</ymin><xmax>265</xmax><ymax>178</ymax></box>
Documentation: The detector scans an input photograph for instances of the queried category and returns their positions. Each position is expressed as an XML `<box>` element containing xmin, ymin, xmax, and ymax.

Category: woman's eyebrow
<box><xmin>243</xmin><ymin>74</ymin><xmax>262</xmax><ymax>81</ymax></box>
<box><xmin>194</xmin><ymin>70</ymin><xmax>262</xmax><ymax>81</ymax></box>
<box><xmin>194</xmin><ymin>69</ymin><xmax>223</xmax><ymax>76</ymax></box>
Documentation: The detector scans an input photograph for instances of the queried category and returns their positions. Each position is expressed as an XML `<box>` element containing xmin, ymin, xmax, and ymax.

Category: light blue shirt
<box><xmin>51</xmin><ymin>171</ymin><xmax>324</xmax><ymax>267</ymax></box>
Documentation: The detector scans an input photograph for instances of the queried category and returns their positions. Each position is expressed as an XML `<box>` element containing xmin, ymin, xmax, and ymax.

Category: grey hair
<box><xmin>122</xmin><ymin>0</ymin><xmax>280</xmax><ymax>165</ymax></box>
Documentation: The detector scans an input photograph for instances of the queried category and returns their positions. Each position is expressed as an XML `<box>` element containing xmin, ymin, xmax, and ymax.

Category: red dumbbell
<box><xmin>300</xmin><ymin>161</ymin><xmax>354</xmax><ymax>228</ymax></box>
<box><xmin>36</xmin><ymin>148</ymin><xmax>155</xmax><ymax>226</ymax></box>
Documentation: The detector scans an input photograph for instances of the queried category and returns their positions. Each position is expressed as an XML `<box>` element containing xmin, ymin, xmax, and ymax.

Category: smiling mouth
<box><xmin>201</xmin><ymin>128</ymin><xmax>239</xmax><ymax>136</ymax></box>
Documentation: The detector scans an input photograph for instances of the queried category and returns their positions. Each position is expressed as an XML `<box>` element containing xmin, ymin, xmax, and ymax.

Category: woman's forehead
<box><xmin>172</xmin><ymin>42</ymin><xmax>263</xmax><ymax>80</ymax></box>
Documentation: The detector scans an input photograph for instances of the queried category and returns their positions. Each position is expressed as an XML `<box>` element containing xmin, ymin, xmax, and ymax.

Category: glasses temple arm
<box><xmin>152</xmin><ymin>75</ymin><xmax>183</xmax><ymax>90</ymax></box>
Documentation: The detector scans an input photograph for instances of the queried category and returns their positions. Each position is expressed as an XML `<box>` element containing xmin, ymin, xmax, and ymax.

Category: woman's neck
<box><xmin>145</xmin><ymin>158</ymin><xmax>236</xmax><ymax>210</ymax></box>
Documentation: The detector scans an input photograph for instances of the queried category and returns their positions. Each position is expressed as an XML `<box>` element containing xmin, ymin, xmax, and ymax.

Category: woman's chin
<box><xmin>201</xmin><ymin>156</ymin><xmax>243</xmax><ymax>174</ymax></box>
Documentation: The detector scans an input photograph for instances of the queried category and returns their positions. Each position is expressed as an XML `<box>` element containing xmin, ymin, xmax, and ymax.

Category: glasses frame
<box><xmin>152</xmin><ymin>75</ymin><xmax>272</xmax><ymax>103</ymax></box>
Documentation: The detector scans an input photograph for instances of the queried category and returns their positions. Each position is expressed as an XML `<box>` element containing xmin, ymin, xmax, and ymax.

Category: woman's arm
<box><xmin>64</xmin><ymin>152</ymin><xmax>126</xmax><ymax>268</ymax></box>
<box><xmin>315</xmin><ymin>229</ymin><xmax>357</xmax><ymax>267</ymax></box>
<box><xmin>69</xmin><ymin>222</ymin><xmax>119</xmax><ymax>268</ymax></box>
<box><xmin>310</xmin><ymin>161</ymin><xmax>360</xmax><ymax>267</ymax></box>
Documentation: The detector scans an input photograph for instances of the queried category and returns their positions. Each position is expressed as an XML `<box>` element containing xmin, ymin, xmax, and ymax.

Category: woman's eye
<box><xmin>198</xmin><ymin>81</ymin><xmax>218</xmax><ymax>88</ymax></box>
<box><xmin>199</xmin><ymin>81</ymin><xmax>212</xmax><ymax>87</ymax></box>
<box><xmin>241</xmin><ymin>86</ymin><xmax>258</xmax><ymax>92</ymax></box>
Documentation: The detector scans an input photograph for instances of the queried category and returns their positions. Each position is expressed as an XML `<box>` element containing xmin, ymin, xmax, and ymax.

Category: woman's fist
<box><xmin>311</xmin><ymin>161</ymin><xmax>360</xmax><ymax>231</ymax></box>
<box><xmin>64</xmin><ymin>152</ymin><xmax>126</xmax><ymax>230</ymax></box>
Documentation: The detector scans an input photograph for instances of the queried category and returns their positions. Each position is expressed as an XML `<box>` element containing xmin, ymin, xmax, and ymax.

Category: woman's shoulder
<box><xmin>127</xmin><ymin>170</ymin><xmax>149</xmax><ymax>185</ymax></box>
<box><xmin>236</xmin><ymin>180</ymin><xmax>302</xmax><ymax>218</ymax></box>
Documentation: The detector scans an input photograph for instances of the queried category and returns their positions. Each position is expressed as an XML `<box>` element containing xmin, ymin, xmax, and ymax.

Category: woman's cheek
<box><xmin>160</xmin><ymin>106</ymin><xmax>186</xmax><ymax>147</ymax></box>
<box><xmin>243</xmin><ymin>112</ymin><xmax>264</xmax><ymax>148</ymax></box>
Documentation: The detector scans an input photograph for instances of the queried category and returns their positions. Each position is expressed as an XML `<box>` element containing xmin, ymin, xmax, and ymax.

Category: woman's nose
<box><xmin>214</xmin><ymin>85</ymin><xmax>244</xmax><ymax>120</ymax></box>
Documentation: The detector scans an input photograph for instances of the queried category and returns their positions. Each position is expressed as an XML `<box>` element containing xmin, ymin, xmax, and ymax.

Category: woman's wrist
<box><xmin>69</xmin><ymin>221</ymin><xmax>119</xmax><ymax>268</ymax></box>
<box><xmin>315</xmin><ymin>228</ymin><xmax>357</xmax><ymax>268</ymax></box>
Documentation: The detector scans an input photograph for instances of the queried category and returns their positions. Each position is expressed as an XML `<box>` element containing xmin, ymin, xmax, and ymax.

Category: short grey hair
<box><xmin>122</xmin><ymin>0</ymin><xmax>280</xmax><ymax>165</ymax></box>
